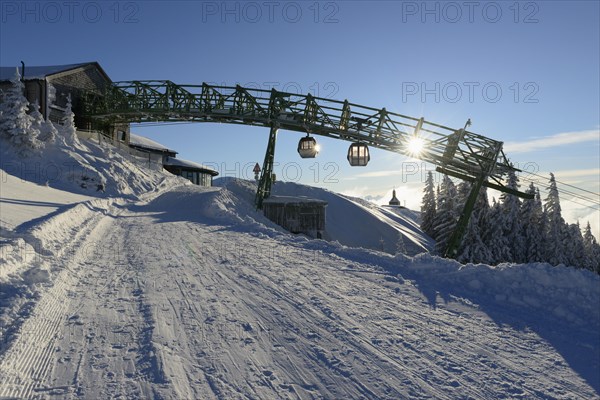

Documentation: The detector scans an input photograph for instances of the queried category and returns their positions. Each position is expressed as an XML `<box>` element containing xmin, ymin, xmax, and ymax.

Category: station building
<box><xmin>0</xmin><ymin>62</ymin><xmax>128</xmax><ymax>141</ymax></box>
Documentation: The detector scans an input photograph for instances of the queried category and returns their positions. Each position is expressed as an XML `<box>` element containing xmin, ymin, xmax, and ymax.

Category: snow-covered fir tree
<box><xmin>0</xmin><ymin>68</ymin><xmax>43</xmax><ymax>155</ymax></box>
<box><xmin>395</xmin><ymin>232</ymin><xmax>407</xmax><ymax>255</ymax></box>
<box><xmin>456</xmin><ymin>186</ymin><xmax>492</xmax><ymax>264</ymax></box>
<box><xmin>565</xmin><ymin>222</ymin><xmax>586</xmax><ymax>268</ymax></box>
<box><xmin>543</xmin><ymin>173</ymin><xmax>569</xmax><ymax>266</ymax></box>
<box><xmin>483</xmin><ymin>197</ymin><xmax>511</xmax><ymax>264</ymax></box>
<box><xmin>30</xmin><ymin>101</ymin><xmax>57</xmax><ymax>143</ymax></box>
<box><xmin>497</xmin><ymin>169</ymin><xmax>525</xmax><ymax>262</ymax></box>
<box><xmin>582</xmin><ymin>222</ymin><xmax>600</xmax><ymax>273</ymax></box>
<box><xmin>420</xmin><ymin>171</ymin><xmax>436</xmax><ymax>237</ymax></box>
<box><xmin>456</xmin><ymin>181</ymin><xmax>471</xmax><ymax>208</ymax></box>
<box><xmin>433</xmin><ymin>175</ymin><xmax>458</xmax><ymax>255</ymax></box>
<box><xmin>59</xmin><ymin>93</ymin><xmax>81</xmax><ymax>146</ymax></box>
<box><xmin>520</xmin><ymin>183</ymin><xmax>546</xmax><ymax>262</ymax></box>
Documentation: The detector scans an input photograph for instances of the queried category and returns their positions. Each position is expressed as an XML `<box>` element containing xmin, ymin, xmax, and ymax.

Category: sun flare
<box><xmin>407</xmin><ymin>136</ymin><xmax>425</xmax><ymax>155</ymax></box>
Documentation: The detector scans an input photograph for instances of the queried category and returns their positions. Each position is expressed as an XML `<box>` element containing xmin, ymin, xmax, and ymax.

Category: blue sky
<box><xmin>1</xmin><ymin>1</ymin><xmax>598</xmax><ymax>230</ymax></box>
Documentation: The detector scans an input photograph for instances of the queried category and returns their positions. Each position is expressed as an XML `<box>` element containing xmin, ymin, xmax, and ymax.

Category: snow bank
<box><xmin>397</xmin><ymin>254</ymin><xmax>600</xmax><ymax>328</ymax></box>
<box><xmin>1</xmin><ymin>132</ymin><xmax>182</xmax><ymax>200</ymax></box>
<box><xmin>0</xmin><ymin>197</ymin><xmax>116</xmax><ymax>282</ymax></box>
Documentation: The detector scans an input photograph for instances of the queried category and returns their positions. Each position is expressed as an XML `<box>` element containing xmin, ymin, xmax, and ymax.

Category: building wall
<box><xmin>263</xmin><ymin>203</ymin><xmax>326</xmax><ymax>238</ymax></box>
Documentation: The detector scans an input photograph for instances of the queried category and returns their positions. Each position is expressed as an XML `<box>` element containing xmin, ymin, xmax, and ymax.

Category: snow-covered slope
<box><xmin>216</xmin><ymin>177</ymin><xmax>433</xmax><ymax>255</ymax></box>
<box><xmin>0</xmin><ymin>169</ymin><xmax>91</xmax><ymax>232</ymax></box>
<box><xmin>0</xmin><ymin>135</ymin><xmax>599</xmax><ymax>399</ymax></box>
<box><xmin>1</xmin><ymin>182</ymin><xmax>598</xmax><ymax>399</ymax></box>
<box><xmin>0</xmin><ymin>131</ymin><xmax>182</xmax><ymax>199</ymax></box>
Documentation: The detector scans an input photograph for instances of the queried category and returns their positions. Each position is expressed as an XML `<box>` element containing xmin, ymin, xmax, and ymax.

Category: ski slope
<box><xmin>0</xmin><ymin>181</ymin><xmax>598</xmax><ymax>399</ymax></box>
<box><xmin>0</xmin><ymin>134</ymin><xmax>599</xmax><ymax>399</ymax></box>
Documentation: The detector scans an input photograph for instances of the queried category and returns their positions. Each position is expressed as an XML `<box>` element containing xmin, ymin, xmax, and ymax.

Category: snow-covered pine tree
<box><xmin>59</xmin><ymin>93</ymin><xmax>81</xmax><ymax>146</ymax></box>
<box><xmin>497</xmin><ymin>169</ymin><xmax>525</xmax><ymax>263</ymax></box>
<box><xmin>565</xmin><ymin>222</ymin><xmax>586</xmax><ymax>268</ymax></box>
<box><xmin>420</xmin><ymin>171</ymin><xmax>436</xmax><ymax>237</ymax></box>
<box><xmin>0</xmin><ymin>68</ymin><xmax>43</xmax><ymax>155</ymax></box>
<box><xmin>520</xmin><ymin>183</ymin><xmax>545</xmax><ymax>262</ymax></box>
<box><xmin>483</xmin><ymin>197</ymin><xmax>510</xmax><ymax>264</ymax></box>
<box><xmin>433</xmin><ymin>175</ymin><xmax>458</xmax><ymax>255</ymax></box>
<box><xmin>456</xmin><ymin>181</ymin><xmax>471</xmax><ymax>206</ymax></box>
<box><xmin>30</xmin><ymin>101</ymin><xmax>57</xmax><ymax>143</ymax></box>
<box><xmin>543</xmin><ymin>173</ymin><xmax>569</xmax><ymax>266</ymax></box>
<box><xmin>457</xmin><ymin>186</ymin><xmax>492</xmax><ymax>264</ymax></box>
<box><xmin>582</xmin><ymin>222</ymin><xmax>600</xmax><ymax>273</ymax></box>
<box><xmin>395</xmin><ymin>232</ymin><xmax>407</xmax><ymax>255</ymax></box>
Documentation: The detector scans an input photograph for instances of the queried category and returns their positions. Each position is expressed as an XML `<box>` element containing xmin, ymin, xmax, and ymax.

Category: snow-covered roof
<box><xmin>163</xmin><ymin>157</ymin><xmax>219</xmax><ymax>175</ymax></box>
<box><xmin>129</xmin><ymin>133</ymin><xmax>177</xmax><ymax>154</ymax></box>
<box><xmin>263</xmin><ymin>195</ymin><xmax>328</xmax><ymax>206</ymax></box>
<box><xmin>0</xmin><ymin>62</ymin><xmax>107</xmax><ymax>81</ymax></box>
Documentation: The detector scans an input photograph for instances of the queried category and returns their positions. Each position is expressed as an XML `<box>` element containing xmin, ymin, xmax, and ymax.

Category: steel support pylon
<box><xmin>255</xmin><ymin>125</ymin><xmax>278</xmax><ymax>209</ymax></box>
<box><xmin>444</xmin><ymin>175</ymin><xmax>486</xmax><ymax>258</ymax></box>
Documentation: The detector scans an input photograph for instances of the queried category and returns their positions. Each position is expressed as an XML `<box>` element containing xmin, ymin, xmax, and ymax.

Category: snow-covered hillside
<box><xmin>216</xmin><ymin>177</ymin><xmax>433</xmax><ymax>255</ymax></box>
<box><xmin>1</xmin><ymin>134</ymin><xmax>599</xmax><ymax>399</ymax></box>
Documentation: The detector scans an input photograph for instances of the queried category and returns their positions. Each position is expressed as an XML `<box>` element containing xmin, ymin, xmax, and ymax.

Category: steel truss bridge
<box><xmin>82</xmin><ymin>80</ymin><xmax>532</xmax><ymax>257</ymax></box>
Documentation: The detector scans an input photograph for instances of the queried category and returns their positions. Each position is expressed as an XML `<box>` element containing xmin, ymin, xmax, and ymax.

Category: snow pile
<box><xmin>0</xmin><ymin>68</ymin><xmax>182</xmax><ymax>200</ymax></box>
<box><xmin>1</xmin><ymin>136</ymin><xmax>182</xmax><ymax>199</ymax></box>
<box><xmin>215</xmin><ymin>177</ymin><xmax>433</xmax><ymax>255</ymax></box>
<box><xmin>0</xmin><ymin>168</ymin><xmax>91</xmax><ymax>231</ymax></box>
<box><xmin>400</xmin><ymin>255</ymin><xmax>600</xmax><ymax>327</ymax></box>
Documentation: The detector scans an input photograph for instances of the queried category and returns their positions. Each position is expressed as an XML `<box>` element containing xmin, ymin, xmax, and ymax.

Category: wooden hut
<box><xmin>263</xmin><ymin>196</ymin><xmax>327</xmax><ymax>239</ymax></box>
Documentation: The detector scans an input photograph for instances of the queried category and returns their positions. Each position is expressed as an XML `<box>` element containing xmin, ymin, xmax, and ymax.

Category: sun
<box><xmin>407</xmin><ymin>136</ymin><xmax>425</xmax><ymax>156</ymax></box>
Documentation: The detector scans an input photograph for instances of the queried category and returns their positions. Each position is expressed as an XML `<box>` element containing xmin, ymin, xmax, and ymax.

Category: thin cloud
<box><xmin>551</xmin><ymin>168</ymin><xmax>600</xmax><ymax>179</ymax></box>
<box><xmin>504</xmin><ymin>130</ymin><xmax>599</xmax><ymax>154</ymax></box>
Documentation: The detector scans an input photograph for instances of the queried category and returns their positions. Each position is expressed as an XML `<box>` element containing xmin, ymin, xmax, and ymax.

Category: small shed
<box><xmin>263</xmin><ymin>196</ymin><xmax>327</xmax><ymax>239</ymax></box>
<box><xmin>163</xmin><ymin>157</ymin><xmax>219</xmax><ymax>187</ymax></box>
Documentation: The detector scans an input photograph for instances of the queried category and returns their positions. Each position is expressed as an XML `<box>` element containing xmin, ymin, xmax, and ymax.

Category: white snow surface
<box><xmin>0</xmin><ymin>169</ymin><xmax>91</xmax><ymax>232</ymax></box>
<box><xmin>0</xmin><ymin>136</ymin><xmax>599</xmax><ymax>399</ymax></box>
<box><xmin>163</xmin><ymin>156</ymin><xmax>219</xmax><ymax>174</ymax></box>
<box><xmin>216</xmin><ymin>177</ymin><xmax>433</xmax><ymax>256</ymax></box>
<box><xmin>129</xmin><ymin>133</ymin><xmax>177</xmax><ymax>154</ymax></box>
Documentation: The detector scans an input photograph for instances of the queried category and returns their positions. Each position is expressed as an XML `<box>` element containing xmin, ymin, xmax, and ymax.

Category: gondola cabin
<box><xmin>347</xmin><ymin>142</ymin><xmax>370</xmax><ymax>166</ymax></box>
<box><xmin>298</xmin><ymin>136</ymin><xmax>319</xmax><ymax>158</ymax></box>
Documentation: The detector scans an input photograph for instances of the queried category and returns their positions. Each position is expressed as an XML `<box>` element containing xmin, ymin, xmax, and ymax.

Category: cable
<box><xmin>527</xmin><ymin>171</ymin><xmax>600</xmax><ymax>197</ymax></box>
<box><xmin>518</xmin><ymin>176</ymin><xmax>599</xmax><ymax>205</ymax></box>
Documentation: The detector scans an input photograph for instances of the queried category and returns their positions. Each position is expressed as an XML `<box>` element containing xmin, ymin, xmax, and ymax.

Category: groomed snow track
<box><xmin>0</xmin><ymin>184</ymin><xmax>598</xmax><ymax>399</ymax></box>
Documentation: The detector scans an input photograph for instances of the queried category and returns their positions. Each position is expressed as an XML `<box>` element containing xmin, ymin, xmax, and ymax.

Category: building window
<box><xmin>117</xmin><ymin>130</ymin><xmax>126</xmax><ymax>141</ymax></box>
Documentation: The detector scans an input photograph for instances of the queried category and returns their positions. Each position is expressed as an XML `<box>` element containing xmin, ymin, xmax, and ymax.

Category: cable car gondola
<box><xmin>298</xmin><ymin>135</ymin><xmax>319</xmax><ymax>158</ymax></box>
<box><xmin>347</xmin><ymin>142</ymin><xmax>370</xmax><ymax>166</ymax></box>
